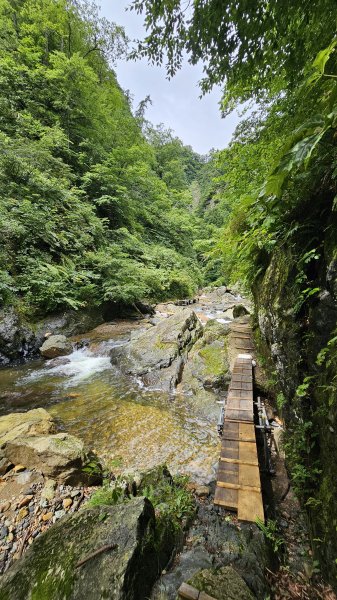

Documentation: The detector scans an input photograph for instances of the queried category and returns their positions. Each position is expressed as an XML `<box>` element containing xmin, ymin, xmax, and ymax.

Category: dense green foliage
<box><xmin>131</xmin><ymin>0</ymin><xmax>336</xmax><ymax>105</ymax></box>
<box><xmin>0</xmin><ymin>0</ymin><xmax>219</xmax><ymax>316</ymax></box>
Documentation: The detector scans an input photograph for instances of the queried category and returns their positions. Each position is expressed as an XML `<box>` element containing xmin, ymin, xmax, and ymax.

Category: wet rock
<box><xmin>0</xmin><ymin>497</ymin><xmax>176</xmax><ymax>600</ymax></box>
<box><xmin>40</xmin><ymin>334</ymin><xmax>72</xmax><ymax>359</ymax></box>
<box><xmin>233</xmin><ymin>304</ymin><xmax>250</xmax><ymax>318</ymax></box>
<box><xmin>0</xmin><ymin>307</ymin><xmax>35</xmax><ymax>365</ymax></box>
<box><xmin>46</xmin><ymin>356</ymin><xmax>71</xmax><ymax>368</ymax></box>
<box><xmin>4</xmin><ymin>433</ymin><xmax>102</xmax><ymax>485</ymax></box>
<box><xmin>0</xmin><ymin>408</ymin><xmax>55</xmax><ymax>446</ymax></box>
<box><xmin>111</xmin><ymin>308</ymin><xmax>203</xmax><ymax>391</ymax></box>
<box><xmin>187</xmin><ymin>566</ymin><xmax>255</xmax><ymax>600</ymax></box>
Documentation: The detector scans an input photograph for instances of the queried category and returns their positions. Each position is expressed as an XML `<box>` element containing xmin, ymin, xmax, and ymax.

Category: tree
<box><xmin>130</xmin><ymin>0</ymin><xmax>337</xmax><ymax>110</ymax></box>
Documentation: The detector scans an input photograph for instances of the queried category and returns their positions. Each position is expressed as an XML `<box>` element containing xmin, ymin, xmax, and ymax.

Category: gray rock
<box><xmin>177</xmin><ymin>319</ymin><xmax>230</xmax><ymax>410</ymax></box>
<box><xmin>40</xmin><ymin>335</ymin><xmax>72</xmax><ymax>359</ymax></box>
<box><xmin>3</xmin><ymin>432</ymin><xmax>102</xmax><ymax>485</ymax></box>
<box><xmin>0</xmin><ymin>497</ymin><xmax>175</xmax><ymax>600</ymax></box>
<box><xmin>187</xmin><ymin>566</ymin><xmax>255</xmax><ymax>600</ymax></box>
<box><xmin>54</xmin><ymin>509</ymin><xmax>66</xmax><ymax>520</ymax></box>
<box><xmin>0</xmin><ymin>526</ymin><xmax>8</xmax><ymax>539</ymax></box>
<box><xmin>0</xmin><ymin>307</ymin><xmax>34</xmax><ymax>365</ymax></box>
<box><xmin>111</xmin><ymin>308</ymin><xmax>203</xmax><ymax>391</ymax></box>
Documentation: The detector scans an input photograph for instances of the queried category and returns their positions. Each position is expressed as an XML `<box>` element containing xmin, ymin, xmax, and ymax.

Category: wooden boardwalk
<box><xmin>214</xmin><ymin>323</ymin><xmax>264</xmax><ymax>522</ymax></box>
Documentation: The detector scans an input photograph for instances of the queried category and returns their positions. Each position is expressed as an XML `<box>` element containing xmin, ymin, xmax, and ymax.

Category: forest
<box><xmin>0</xmin><ymin>0</ymin><xmax>223</xmax><ymax>317</ymax></box>
<box><xmin>1</xmin><ymin>0</ymin><xmax>337</xmax><ymax>598</ymax></box>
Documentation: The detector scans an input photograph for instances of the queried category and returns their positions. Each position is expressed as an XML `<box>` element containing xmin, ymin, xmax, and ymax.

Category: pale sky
<box><xmin>98</xmin><ymin>0</ymin><xmax>241</xmax><ymax>155</ymax></box>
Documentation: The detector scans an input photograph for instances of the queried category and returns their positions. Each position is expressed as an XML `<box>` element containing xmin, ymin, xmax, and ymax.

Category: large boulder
<box><xmin>0</xmin><ymin>408</ymin><xmax>55</xmax><ymax>445</ymax></box>
<box><xmin>0</xmin><ymin>497</ymin><xmax>174</xmax><ymax>600</ymax></box>
<box><xmin>111</xmin><ymin>308</ymin><xmax>203</xmax><ymax>391</ymax></box>
<box><xmin>3</xmin><ymin>432</ymin><xmax>102</xmax><ymax>485</ymax></box>
<box><xmin>177</xmin><ymin>319</ymin><xmax>230</xmax><ymax>410</ymax></box>
<box><xmin>40</xmin><ymin>334</ymin><xmax>73</xmax><ymax>358</ymax></box>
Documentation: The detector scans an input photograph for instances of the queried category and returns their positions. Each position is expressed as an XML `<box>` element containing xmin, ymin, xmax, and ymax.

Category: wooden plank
<box><xmin>178</xmin><ymin>582</ymin><xmax>199</xmax><ymax>600</ymax></box>
<box><xmin>220</xmin><ymin>457</ymin><xmax>258</xmax><ymax>466</ymax></box>
<box><xmin>221</xmin><ymin>443</ymin><xmax>239</xmax><ymax>454</ymax></box>
<box><xmin>221</xmin><ymin>441</ymin><xmax>238</xmax><ymax>449</ymax></box>
<box><xmin>226</xmin><ymin>408</ymin><xmax>253</xmax><ymax>415</ymax></box>
<box><xmin>227</xmin><ymin>404</ymin><xmax>253</xmax><ymax>414</ymax></box>
<box><xmin>214</xmin><ymin>486</ymin><xmax>238</xmax><ymax>509</ymax></box>
<box><xmin>199</xmin><ymin>592</ymin><xmax>219</xmax><ymax>600</ymax></box>
<box><xmin>239</xmin><ymin>423</ymin><xmax>255</xmax><ymax>441</ymax></box>
<box><xmin>217</xmin><ymin>470</ymin><xmax>238</xmax><ymax>485</ymax></box>
<box><xmin>229</xmin><ymin>384</ymin><xmax>253</xmax><ymax>391</ymax></box>
<box><xmin>216</xmin><ymin>481</ymin><xmax>261</xmax><ymax>493</ymax></box>
<box><xmin>228</xmin><ymin>391</ymin><xmax>253</xmax><ymax>398</ymax></box>
<box><xmin>239</xmin><ymin>463</ymin><xmax>261</xmax><ymax>488</ymax></box>
<box><xmin>238</xmin><ymin>489</ymin><xmax>264</xmax><ymax>522</ymax></box>
<box><xmin>231</xmin><ymin>375</ymin><xmax>252</xmax><ymax>382</ymax></box>
<box><xmin>222</xmin><ymin>421</ymin><xmax>239</xmax><ymax>432</ymax></box>
<box><xmin>227</xmin><ymin>398</ymin><xmax>252</xmax><ymax>406</ymax></box>
<box><xmin>220</xmin><ymin>447</ymin><xmax>239</xmax><ymax>459</ymax></box>
<box><xmin>225</xmin><ymin>411</ymin><xmax>253</xmax><ymax>422</ymax></box>
<box><xmin>224</xmin><ymin>418</ymin><xmax>254</xmax><ymax>424</ymax></box>
<box><xmin>239</xmin><ymin>441</ymin><xmax>258</xmax><ymax>463</ymax></box>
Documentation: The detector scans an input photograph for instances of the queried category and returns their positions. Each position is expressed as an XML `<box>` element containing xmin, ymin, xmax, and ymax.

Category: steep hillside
<box><xmin>0</xmin><ymin>0</ymin><xmax>215</xmax><ymax>322</ymax></box>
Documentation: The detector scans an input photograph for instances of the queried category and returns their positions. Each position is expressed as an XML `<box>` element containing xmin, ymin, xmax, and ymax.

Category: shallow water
<box><xmin>0</xmin><ymin>326</ymin><xmax>220</xmax><ymax>483</ymax></box>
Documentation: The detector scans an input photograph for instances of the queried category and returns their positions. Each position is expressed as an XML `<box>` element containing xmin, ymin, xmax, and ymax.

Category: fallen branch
<box><xmin>75</xmin><ymin>544</ymin><xmax>118</xmax><ymax>568</ymax></box>
<box><xmin>18</xmin><ymin>528</ymin><xmax>30</xmax><ymax>559</ymax></box>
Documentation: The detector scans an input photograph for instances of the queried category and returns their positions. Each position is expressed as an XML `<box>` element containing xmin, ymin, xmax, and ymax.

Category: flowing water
<box><xmin>0</xmin><ymin>321</ymin><xmax>221</xmax><ymax>483</ymax></box>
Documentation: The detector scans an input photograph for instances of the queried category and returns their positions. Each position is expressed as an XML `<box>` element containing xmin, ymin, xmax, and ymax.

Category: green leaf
<box><xmin>312</xmin><ymin>39</ymin><xmax>337</xmax><ymax>75</ymax></box>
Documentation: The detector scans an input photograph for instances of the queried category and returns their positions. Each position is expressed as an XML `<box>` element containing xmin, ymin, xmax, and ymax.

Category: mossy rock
<box><xmin>233</xmin><ymin>304</ymin><xmax>250</xmax><ymax>318</ymax></box>
<box><xmin>0</xmin><ymin>497</ymin><xmax>175</xmax><ymax>600</ymax></box>
<box><xmin>186</xmin><ymin>566</ymin><xmax>255</xmax><ymax>600</ymax></box>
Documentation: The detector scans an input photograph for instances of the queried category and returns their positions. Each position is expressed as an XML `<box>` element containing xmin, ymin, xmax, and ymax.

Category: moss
<box><xmin>199</xmin><ymin>345</ymin><xmax>226</xmax><ymax>376</ymax></box>
<box><xmin>187</xmin><ymin>566</ymin><xmax>255</xmax><ymax>600</ymax></box>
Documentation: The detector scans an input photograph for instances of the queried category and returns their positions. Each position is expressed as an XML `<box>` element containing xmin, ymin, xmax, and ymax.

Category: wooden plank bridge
<box><xmin>214</xmin><ymin>322</ymin><xmax>264</xmax><ymax>522</ymax></box>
